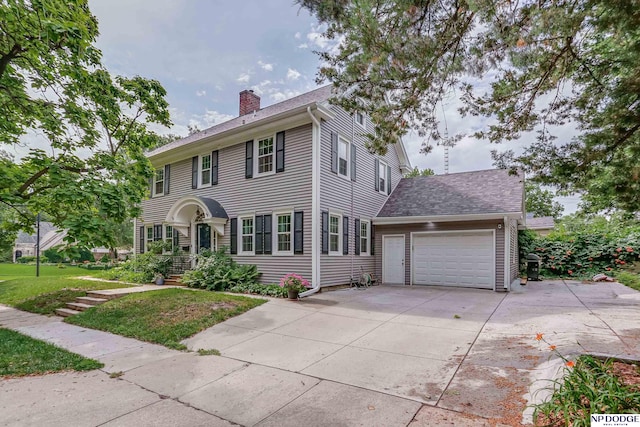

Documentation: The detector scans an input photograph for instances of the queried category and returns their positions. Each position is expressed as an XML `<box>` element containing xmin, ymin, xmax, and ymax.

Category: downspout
<box><xmin>504</xmin><ymin>215</ymin><xmax>510</xmax><ymax>291</ymax></box>
<box><xmin>300</xmin><ymin>106</ymin><xmax>322</xmax><ymax>298</ymax></box>
<box><xmin>133</xmin><ymin>218</ymin><xmax>137</xmax><ymax>259</ymax></box>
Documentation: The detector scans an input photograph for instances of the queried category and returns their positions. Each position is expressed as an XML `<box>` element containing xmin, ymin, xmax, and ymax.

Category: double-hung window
<box><xmin>355</xmin><ymin>111</ymin><xmax>365</xmax><ymax>129</ymax></box>
<box><xmin>145</xmin><ymin>226</ymin><xmax>153</xmax><ymax>252</ymax></box>
<box><xmin>360</xmin><ymin>220</ymin><xmax>370</xmax><ymax>255</ymax></box>
<box><xmin>153</xmin><ymin>168</ymin><xmax>164</xmax><ymax>197</ymax></box>
<box><xmin>239</xmin><ymin>216</ymin><xmax>254</xmax><ymax>255</ymax></box>
<box><xmin>256</xmin><ymin>136</ymin><xmax>274</xmax><ymax>175</ymax></box>
<box><xmin>164</xmin><ymin>225</ymin><xmax>174</xmax><ymax>253</ymax></box>
<box><xmin>200</xmin><ymin>154</ymin><xmax>211</xmax><ymax>187</ymax></box>
<box><xmin>378</xmin><ymin>160</ymin><xmax>388</xmax><ymax>195</ymax></box>
<box><xmin>329</xmin><ymin>213</ymin><xmax>341</xmax><ymax>254</ymax></box>
<box><xmin>338</xmin><ymin>138</ymin><xmax>349</xmax><ymax>178</ymax></box>
<box><xmin>274</xmin><ymin>212</ymin><xmax>292</xmax><ymax>254</ymax></box>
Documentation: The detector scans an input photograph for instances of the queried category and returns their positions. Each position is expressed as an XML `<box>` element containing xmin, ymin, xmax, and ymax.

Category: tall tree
<box><xmin>298</xmin><ymin>0</ymin><xmax>640</xmax><ymax>212</ymax></box>
<box><xmin>0</xmin><ymin>0</ymin><xmax>171</xmax><ymax>249</ymax></box>
<box><xmin>525</xmin><ymin>182</ymin><xmax>564</xmax><ymax>219</ymax></box>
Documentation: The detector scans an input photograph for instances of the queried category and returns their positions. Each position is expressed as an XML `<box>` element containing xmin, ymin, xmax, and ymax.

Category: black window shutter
<box><xmin>294</xmin><ymin>211</ymin><xmax>303</xmax><ymax>254</ymax></box>
<box><xmin>276</xmin><ymin>131</ymin><xmax>285</xmax><ymax>173</ymax></box>
<box><xmin>245</xmin><ymin>140</ymin><xmax>253</xmax><ymax>179</ymax></box>
<box><xmin>387</xmin><ymin>164</ymin><xmax>392</xmax><ymax>194</ymax></box>
<box><xmin>154</xmin><ymin>224</ymin><xmax>162</xmax><ymax>241</ymax></box>
<box><xmin>343</xmin><ymin>216</ymin><xmax>349</xmax><ymax>255</ymax></box>
<box><xmin>191</xmin><ymin>156</ymin><xmax>198</xmax><ymax>189</ymax></box>
<box><xmin>172</xmin><ymin>228</ymin><xmax>179</xmax><ymax>248</ymax></box>
<box><xmin>230</xmin><ymin>218</ymin><xmax>237</xmax><ymax>254</ymax></box>
<box><xmin>139</xmin><ymin>226</ymin><xmax>145</xmax><ymax>254</ymax></box>
<box><xmin>331</xmin><ymin>132</ymin><xmax>338</xmax><ymax>174</ymax></box>
<box><xmin>164</xmin><ymin>164</ymin><xmax>170</xmax><ymax>194</ymax></box>
<box><xmin>211</xmin><ymin>150</ymin><xmax>219</xmax><ymax>185</ymax></box>
<box><xmin>263</xmin><ymin>214</ymin><xmax>272</xmax><ymax>254</ymax></box>
<box><xmin>255</xmin><ymin>215</ymin><xmax>264</xmax><ymax>254</ymax></box>
<box><xmin>350</xmin><ymin>144</ymin><xmax>356</xmax><ymax>181</ymax></box>
<box><xmin>374</xmin><ymin>158</ymin><xmax>380</xmax><ymax>191</ymax></box>
<box><xmin>354</xmin><ymin>218</ymin><xmax>361</xmax><ymax>255</ymax></box>
<box><xmin>321</xmin><ymin>211</ymin><xmax>329</xmax><ymax>254</ymax></box>
<box><xmin>370</xmin><ymin>225</ymin><xmax>375</xmax><ymax>255</ymax></box>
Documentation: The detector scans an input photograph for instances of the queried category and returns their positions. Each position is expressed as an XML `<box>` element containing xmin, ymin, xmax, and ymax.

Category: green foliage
<box><xmin>534</xmin><ymin>355</ymin><xmax>640</xmax><ymax>427</ymax></box>
<box><xmin>404</xmin><ymin>167</ymin><xmax>435</xmax><ymax>178</ymax></box>
<box><xmin>0</xmin><ymin>328</ymin><xmax>102</xmax><ymax>377</ymax></box>
<box><xmin>66</xmin><ymin>288</ymin><xmax>266</xmax><ymax>349</ymax></box>
<box><xmin>299</xmin><ymin>0</ymin><xmax>640</xmax><ymax>212</ymax></box>
<box><xmin>615</xmin><ymin>271</ymin><xmax>640</xmax><ymax>292</ymax></box>
<box><xmin>227</xmin><ymin>283</ymin><xmax>288</xmax><ymax>298</ymax></box>
<box><xmin>182</xmin><ymin>248</ymin><xmax>260</xmax><ymax>291</ymax></box>
<box><xmin>15</xmin><ymin>256</ymin><xmax>36</xmax><ymax>264</ymax></box>
<box><xmin>15</xmin><ymin>289</ymin><xmax>87</xmax><ymax>315</ymax></box>
<box><xmin>0</xmin><ymin>0</ymin><xmax>171</xmax><ymax>251</ymax></box>
<box><xmin>520</xmin><ymin>215</ymin><xmax>640</xmax><ymax>277</ymax></box>
<box><xmin>106</xmin><ymin>252</ymin><xmax>172</xmax><ymax>283</ymax></box>
<box><xmin>525</xmin><ymin>182</ymin><xmax>564</xmax><ymax>219</ymax></box>
<box><xmin>99</xmin><ymin>254</ymin><xmax>110</xmax><ymax>263</ymax></box>
<box><xmin>43</xmin><ymin>246</ymin><xmax>66</xmax><ymax>263</ymax></box>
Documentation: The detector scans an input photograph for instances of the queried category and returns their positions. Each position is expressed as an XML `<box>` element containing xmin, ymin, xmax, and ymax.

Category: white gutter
<box><xmin>300</xmin><ymin>106</ymin><xmax>322</xmax><ymax>298</ymax></box>
<box><xmin>373</xmin><ymin>212</ymin><xmax>523</xmax><ymax>225</ymax></box>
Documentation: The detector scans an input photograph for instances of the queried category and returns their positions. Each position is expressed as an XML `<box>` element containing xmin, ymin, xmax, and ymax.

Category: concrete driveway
<box><xmin>1</xmin><ymin>280</ymin><xmax>639</xmax><ymax>426</ymax></box>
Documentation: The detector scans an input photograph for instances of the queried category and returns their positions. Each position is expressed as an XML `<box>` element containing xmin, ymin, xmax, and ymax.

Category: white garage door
<box><xmin>412</xmin><ymin>231</ymin><xmax>495</xmax><ymax>289</ymax></box>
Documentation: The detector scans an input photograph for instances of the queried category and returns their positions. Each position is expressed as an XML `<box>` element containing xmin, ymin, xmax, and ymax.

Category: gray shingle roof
<box><xmin>148</xmin><ymin>85</ymin><xmax>334</xmax><ymax>158</ymax></box>
<box><xmin>526</xmin><ymin>216</ymin><xmax>555</xmax><ymax>229</ymax></box>
<box><xmin>378</xmin><ymin>169</ymin><xmax>524</xmax><ymax>218</ymax></box>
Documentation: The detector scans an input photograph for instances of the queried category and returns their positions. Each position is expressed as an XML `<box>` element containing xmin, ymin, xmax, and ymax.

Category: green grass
<box><xmin>0</xmin><ymin>263</ymin><xmax>104</xmax><ymax>278</ymax></box>
<box><xmin>534</xmin><ymin>355</ymin><xmax>640</xmax><ymax>427</ymax></box>
<box><xmin>66</xmin><ymin>288</ymin><xmax>266</xmax><ymax>350</ymax></box>
<box><xmin>616</xmin><ymin>271</ymin><xmax>640</xmax><ymax>291</ymax></box>
<box><xmin>0</xmin><ymin>275</ymin><xmax>131</xmax><ymax>315</ymax></box>
<box><xmin>0</xmin><ymin>328</ymin><xmax>103</xmax><ymax>377</ymax></box>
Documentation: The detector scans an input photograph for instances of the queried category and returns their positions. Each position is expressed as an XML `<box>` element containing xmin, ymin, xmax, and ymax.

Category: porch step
<box><xmin>75</xmin><ymin>296</ymin><xmax>109</xmax><ymax>306</ymax></box>
<box><xmin>66</xmin><ymin>302</ymin><xmax>94</xmax><ymax>312</ymax></box>
<box><xmin>86</xmin><ymin>291</ymin><xmax>124</xmax><ymax>300</ymax></box>
<box><xmin>164</xmin><ymin>274</ymin><xmax>184</xmax><ymax>286</ymax></box>
<box><xmin>55</xmin><ymin>308</ymin><xmax>80</xmax><ymax>317</ymax></box>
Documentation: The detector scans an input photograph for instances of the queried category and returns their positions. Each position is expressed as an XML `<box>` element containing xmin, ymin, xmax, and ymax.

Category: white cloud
<box><xmin>236</xmin><ymin>73</ymin><xmax>251</xmax><ymax>84</ymax></box>
<box><xmin>258</xmin><ymin>60</ymin><xmax>273</xmax><ymax>71</ymax></box>
<box><xmin>196</xmin><ymin>90</ymin><xmax>206</xmax><ymax>97</ymax></box>
<box><xmin>294</xmin><ymin>32</ymin><xmax>301</xmax><ymax>39</ymax></box>
<box><xmin>189</xmin><ymin>109</ymin><xmax>235</xmax><ymax>130</ymax></box>
<box><xmin>286</xmin><ymin>68</ymin><xmax>301</xmax><ymax>81</ymax></box>
<box><xmin>297</xmin><ymin>43</ymin><xmax>309</xmax><ymax>49</ymax></box>
<box><xmin>270</xmin><ymin>89</ymin><xmax>302</xmax><ymax>102</ymax></box>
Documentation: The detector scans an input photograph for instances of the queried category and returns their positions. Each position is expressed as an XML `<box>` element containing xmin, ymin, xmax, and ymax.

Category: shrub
<box><xmin>99</xmin><ymin>254</ymin><xmax>110</xmax><ymax>263</ymax></box>
<box><xmin>16</xmin><ymin>256</ymin><xmax>37</xmax><ymax>264</ymax></box>
<box><xmin>43</xmin><ymin>246</ymin><xmax>66</xmax><ymax>263</ymax></box>
<box><xmin>228</xmin><ymin>283</ymin><xmax>287</xmax><ymax>298</ymax></box>
<box><xmin>182</xmin><ymin>248</ymin><xmax>260</xmax><ymax>291</ymax></box>
<box><xmin>104</xmin><ymin>252</ymin><xmax>173</xmax><ymax>283</ymax></box>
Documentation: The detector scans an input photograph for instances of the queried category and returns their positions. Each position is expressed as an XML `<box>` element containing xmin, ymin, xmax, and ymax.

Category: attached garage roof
<box><xmin>378</xmin><ymin>169</ymin><xmax>524</xmax><ymax>218</ymax></box>
<box><xmin>526</xmin><ymin>216</ymin><xmax>555</xmax><ymax>230</ymax></box>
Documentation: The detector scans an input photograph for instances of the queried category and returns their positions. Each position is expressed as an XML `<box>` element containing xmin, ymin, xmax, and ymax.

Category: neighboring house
<box><xmin>13</xmin><ymin>222</ymin><xmax>66</xmax><ymax>261</ymax></box>
<box><xmin>138</xmin><ymin>87</ymin><xmax>525</xmax><ymax>292</ymax></box>
<box><xmin>525</xmin><ymin>216</ymin><xmax>556</xmax><ymax>236</ymax></box>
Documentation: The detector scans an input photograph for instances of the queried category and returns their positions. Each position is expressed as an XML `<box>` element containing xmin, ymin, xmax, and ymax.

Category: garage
<box><xmin>412</xmin><ymin>231</ymin><xmax>495</xmax><ymax>289</ymax></box>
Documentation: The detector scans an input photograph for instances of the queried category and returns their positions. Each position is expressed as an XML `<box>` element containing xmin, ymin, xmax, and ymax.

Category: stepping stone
<box><xmin>66</xmin><ymin>302</ymin><xmax>94</xmax><ymax>312</ymax></box>
<box><xmin>76</xmin><ymin>296</ymin><xmax>108</xmax><ymax>306</ymax></box>
<box><xmin>55</xmin><ymin>308</ymin><xmax>80</xmax><ymax>317</ymax></box>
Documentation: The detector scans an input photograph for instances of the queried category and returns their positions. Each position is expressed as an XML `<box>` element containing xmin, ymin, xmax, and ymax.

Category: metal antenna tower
<box><xmin>441</xmin><ymin>101</ymin><xmax>450</xmax><ymax>174</ymax></box>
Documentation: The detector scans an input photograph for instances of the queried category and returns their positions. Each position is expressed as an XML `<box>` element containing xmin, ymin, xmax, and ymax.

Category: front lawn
<box><xmin>616</xmin><ymin>271</ymin><xmax>640</xmax><ymax>292</ymax></box>
<box><xmin>66</xmin><ymin>288</ymin><xmax>266</xmax><ymax>350</ymax></box>
<box><xmin>0</xmin><ymin>263</ymin><xmax>104</xmax><ymax>278</ymax></box>
<box><xmin>0</xmin><ymin>276</ymin><xmax>131</xmax><ymax>315</ymax></box>
<box><xmin>0</xmin><ymin>328</ymin><xmax>103</xmax><ymax>377</ymax></box>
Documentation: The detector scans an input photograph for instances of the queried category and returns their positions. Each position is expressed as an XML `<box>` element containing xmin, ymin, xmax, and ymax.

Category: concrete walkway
<box><xmin>1</xmin><ymin>280</ymin><xmax>639</xmax><ymax>426</ymax></box>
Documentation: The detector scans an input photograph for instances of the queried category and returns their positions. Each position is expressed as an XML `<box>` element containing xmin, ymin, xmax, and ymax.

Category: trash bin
<box><xmin>527</xmin><ymin>254</ymin><xmax>541</xmax><ymax>281</ymax></box>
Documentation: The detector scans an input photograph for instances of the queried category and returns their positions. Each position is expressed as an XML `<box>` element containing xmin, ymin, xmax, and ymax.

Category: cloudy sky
<box><xmin>89</xmin><ymin>0</ymin><xmax>579</xmax><ymax>213</ymax></box>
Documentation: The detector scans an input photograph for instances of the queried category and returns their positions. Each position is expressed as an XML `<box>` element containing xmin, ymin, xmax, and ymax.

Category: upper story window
<box><xmin>338</xmin><ymin>137</ymin><xmax>349</xmax><ymax>177</ymax></box>
<box><xmin>240</xmin><ymin>215</ymin><xmax>254</xmax><ymax>255</ymax></box>
<box><xmin>355</xmin><ymin>111</ymin><xmax>365</xmax><ymax>128</ymax></box>
<box><xmin>153</xmin><ymin>168</ymin><xmax>164</xmax><ymax>197</ymax></box>
<box><xmin>378</xmin><ymin>160</ymin><xmax>388</xmax><ymax>195</ymax></box>
<box><xmin>360</xmin><ymin>220</ymin><xmax>370</xmax><ymax>255</ymax></box>
<box><xmin>200</xmin><ymin>154</ymin><xmax>211</xmax><ymax>187</ymax></box>
<box><xmin>329</xmin><ymin>213</ymin><xmax>341</xmax><ymax>255</ymax></box>
<box><xmin>275</xmin><ymin>212</ymin><xmax>292</xmax><ymax>255</ymax></box>
<box><xmin>256</xmin><ymin>136</ymin><xmax>274</xmax><ymax>175</ymax></box>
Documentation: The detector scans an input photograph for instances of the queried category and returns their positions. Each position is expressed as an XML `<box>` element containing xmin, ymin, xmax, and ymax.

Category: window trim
<box><xmin>254</xmin><ymin>134</ymin><xmax>276</xmax><ymax>177</ymax></box>
<box><xmin>360</xmin><ymin>219</ymin><xmax>370</xmax><ymax>256</ymax></box>
<box><xmin>337</xmin><ymin>136</ymin><xmax>350</xmax><ymax>180</ymax></box>
<box><xmin>378</xmin><ymin>159</ymin><xmax>389</xmax><ymax>195</ymax></box>
<box><xmin>238</xmin><ymin>214</ymin><xmax>255</xmax><ymax>256</ymax></box>
<box><xmin>354</xmin><ymin>111</ymin><xmax>366</xmax><ymax>129</ymax></box>
<box><xmin>145</xmin><ymin>226</ymin><xmax>153</xmax><ymax>252</ymax></box>
<box><xmin>328</xmin><ymin>212</ymin><xmax>342</xmax><ymax>256</ymax></box>
<box><xmin>153</xmin><ymin>168</ymin><xmax>165</xmax><ymax>197</ymax></box>
<box><xmin>199</xmin><ymin>153</ymin><xmax>212</xmax><ymax>188</ymax></box>
<box><xmin>273</xmin><ymin>210</ymin><xmax>294</xmax><ymax>256</ymax></box>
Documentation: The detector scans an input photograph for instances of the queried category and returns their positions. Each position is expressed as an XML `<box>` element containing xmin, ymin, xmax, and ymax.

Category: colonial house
<box><xmin>137</xmin><ymin>86</ymin><xmax>524</xmax><ymax>292</ymax></box>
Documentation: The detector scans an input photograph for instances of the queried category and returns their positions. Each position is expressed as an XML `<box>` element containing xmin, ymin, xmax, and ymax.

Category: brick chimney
<box><xmin>239</xmin><ymin>90</ymin><xmax>260</xmax><ymax>116</ymax></box>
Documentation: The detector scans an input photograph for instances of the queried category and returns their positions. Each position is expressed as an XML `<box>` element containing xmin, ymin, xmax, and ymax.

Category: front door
<box><xmin>383</xmin><ymin>235</ymin><xmax>405</xmax><ymax>284</ymax></box>
<box><xmin>196</xmin><ymin>223</ymin><xmax>211</xmax><ymax>254</ymax></box>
